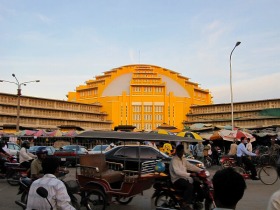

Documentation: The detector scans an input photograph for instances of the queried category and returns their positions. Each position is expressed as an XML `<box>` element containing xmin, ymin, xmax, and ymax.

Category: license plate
<box><xmin>61</xmin><ymin>158</ymin><xmax>66</xmax><ymax>161</ymax></box>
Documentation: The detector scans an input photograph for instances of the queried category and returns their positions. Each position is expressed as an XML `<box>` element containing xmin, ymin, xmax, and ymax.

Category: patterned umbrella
<box><xmin>177</xmin><ymin>131</ymin><xmax>203</xmax><ymax>140</ymax></box>
<box><xmin>218</xmin><ymin>129</ymin><xmax>256</xmax><ymax>142</ymax></box>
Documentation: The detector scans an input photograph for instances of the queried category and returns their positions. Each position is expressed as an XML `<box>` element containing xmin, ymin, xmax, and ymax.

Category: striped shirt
<box><xmin>26</xmin><ymin>174</ymin><xmax>75</xmax><ymax>210</ymax></box>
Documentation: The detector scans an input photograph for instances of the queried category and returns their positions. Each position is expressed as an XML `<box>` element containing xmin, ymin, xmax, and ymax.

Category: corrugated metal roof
<box><xmin>76</xmin><ymin>130</ymin><xmax>200</xmax><ymax>142</ymax></box>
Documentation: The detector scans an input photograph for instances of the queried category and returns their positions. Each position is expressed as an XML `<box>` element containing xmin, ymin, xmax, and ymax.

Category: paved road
<box><xmin>1</xmin><ymin>166</ymin><xmax>279</xmax><ymax>210</ymax></box>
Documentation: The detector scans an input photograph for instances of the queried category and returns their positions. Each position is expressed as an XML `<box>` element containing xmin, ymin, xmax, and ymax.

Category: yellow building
<box><xmin>67</xmin><ymin>64</ymin><xmax>212</xmax><ymax>130</ymax></box>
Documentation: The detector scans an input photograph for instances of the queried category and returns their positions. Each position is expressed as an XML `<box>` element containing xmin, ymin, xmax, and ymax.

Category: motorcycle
<box><xmin>0</xmin><ymin>155</ymin><xmax>28</xmax><ymax>186</ymax></box>
<box><xmin>15</xmin><ymin>169</ymin><xmax>82</xmax><ymax>210</ymax></box>
<box><xmin>219</xmin><ymin>155</ymin><xmax>236</xmax><ymax>168</ymax></box>
<box><xmin>152</xmin><ymin>170</ymin><xmax>215</xmax><ymax>210</ymax></box>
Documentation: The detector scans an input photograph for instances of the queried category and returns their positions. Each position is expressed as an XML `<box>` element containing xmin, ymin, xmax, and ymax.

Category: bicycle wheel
<box><xmin>85</xmin><ymin>189</ymin><xmax>106</xmax><ymax>210</ymax></box>
<box><xmin>259</xmin><ymin>165</ymin><xmax>278</xmax><ymax>185</ymax></box>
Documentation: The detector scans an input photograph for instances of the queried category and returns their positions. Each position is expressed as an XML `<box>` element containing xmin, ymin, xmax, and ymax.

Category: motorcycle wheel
<box><xmin>204</xmin><ymin>158</ymin><xmax>212</xmax><ymax>168</ymax></box>
<box><xmin>69</xmin><ymin>193</ymin><xmax>81</xmax><ymax>210</ymax></box>
<box><xmin>85</xmin><ymin>189</ymin><xmax>106</xmax><ymax>210</ymax></box>
<box><xmin>221</xmin><ymin>160</ymin><xmax>231</xmax><ymax>168</ymax></box>
<box><xmin>6</xmin><ymin>171</ymin><xmax>20</xmax><ymax>186</ymax></box>
<box><xmin>115</xmin><ymin>196</ymin><xmax>133</xmax><ymax>205</ymax></box>
<box><xmin>154</xmin><ymin>192</ymin><xmax>177</xmax><ymax>208</ymax></box>
<box><xmin>20</xmin><ymin>191</ymin><xmax>28</xmax><ymax>204</ymax></box>
<box><xmin>204</xmin><ymin>197</ymin><xmax>214</xmax><ymax>210</ymax></box>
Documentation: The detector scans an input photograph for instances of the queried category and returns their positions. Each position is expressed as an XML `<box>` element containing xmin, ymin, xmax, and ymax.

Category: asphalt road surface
<box><xmin>1</xmin><ymin>166</ymin><xmax>279</xmax><ymax>210</ymax></box>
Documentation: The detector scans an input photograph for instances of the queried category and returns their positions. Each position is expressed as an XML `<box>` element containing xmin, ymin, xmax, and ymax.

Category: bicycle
<box><xmin>220</xmin><ymin>155</ymin><xmax>278</xmax><ymax>185</ymax></box>
<box><xmin>233</xmin><ymin>164</ymin><xmax>278</xmax><ymax>185</ymax></box>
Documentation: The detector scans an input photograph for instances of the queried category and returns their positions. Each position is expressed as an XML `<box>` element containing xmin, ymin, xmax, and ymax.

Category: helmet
<box><xmin>21</xmin><ymin>140</ymin><xmax>30</xmax><ymax>149</ymax></box>
<box><xmin>36</xmin><ymin>147</ymin><xmax>48</xmax><ymax>155</ymax></box>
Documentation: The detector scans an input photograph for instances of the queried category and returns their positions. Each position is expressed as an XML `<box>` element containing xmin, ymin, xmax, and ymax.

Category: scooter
<box><xmin>152</xmin><ymin>170</ymin><xmax>215</xmax><ymax>210</ymax></box>
<box><xmin>0</xmin><ymin>155</ymin><xmax>28</xmax><ymax>186</ymax></box>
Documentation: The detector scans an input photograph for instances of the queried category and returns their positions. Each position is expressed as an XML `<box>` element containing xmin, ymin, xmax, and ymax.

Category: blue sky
<box><xmin>0</xmin><ymin>0</ymin><xmax>279</xmax><ymax>104</ymax></box>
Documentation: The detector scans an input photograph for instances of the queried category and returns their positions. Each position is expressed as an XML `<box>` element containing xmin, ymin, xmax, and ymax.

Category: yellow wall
<box><xmin>67</xmin><ymin>64</ymin><xmax>212</xmax><ymax>130</ymax></box>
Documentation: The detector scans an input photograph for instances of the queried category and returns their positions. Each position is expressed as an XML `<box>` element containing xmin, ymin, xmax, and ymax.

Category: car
<box><xmin>88</xmin><ymin>145</ymin><xmax>109</xmax><ymax>154</ymax></box>
<box><xmin>54</xmin><ymin>145</ymin><xmax>88</xmax><ymax>166</ymax></box>
<box><xmin>28</xmin><ymin>146</ymin><xmax>56</xmax><ymax>155</ymax></box>
<box><xmin>104</xmin><ymin>145</ymin><xmax>205</xmax><ymax>172</ymax></box>
<box><xmin>6</xmin><ymin>142</ymin><xmax>21</xmax><ymax>156</ymax></box>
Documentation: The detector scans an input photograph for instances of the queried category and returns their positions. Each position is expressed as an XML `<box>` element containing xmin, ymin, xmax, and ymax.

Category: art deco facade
<box><xmin>0</xmin><ymin>93</ymin><xmax>112</xmax><ymax>132</ymax></box>
<box><xmin>67</xmin><ymin>64</ymin><xmax>212</xmax><ymax>130</ymax></box>
<box><xmin>184</xmin><ymin>98</ymin><xmax>280</xmax><ymax>129</ymax></box>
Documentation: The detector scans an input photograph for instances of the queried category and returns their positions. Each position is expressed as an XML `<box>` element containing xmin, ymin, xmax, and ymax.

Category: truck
<box><xmin>53</xmin><ymin>145</ymin><xmax>88</xmax><ymax>166</ymax></box>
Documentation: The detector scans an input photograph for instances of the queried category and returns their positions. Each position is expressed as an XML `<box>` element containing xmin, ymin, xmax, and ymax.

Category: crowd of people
<box><xmin>1</xmin><ymin>136</ymin><xmax>280</xmax><ymax>210</ymax></box>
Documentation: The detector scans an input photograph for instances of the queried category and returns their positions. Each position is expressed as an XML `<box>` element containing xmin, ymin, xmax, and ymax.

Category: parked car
<box><xmin>104</xmin><ymin>145</ymin><xmax>205</xmax><ymax>172</ymax></box>
<box><xmin>54</xmin><ymin>145</ymin><xmax>88</xmax><ymax>166</ymax></box>
<box><xmin>6</xmin><ymin>142</ymin><xmax>21</xmax><ymax>156</ymax></box>
<box><xmin>88</xmin><ymin>145</ymin><xmax>109</xmax><ymax>154</ymax></box>
<box><xmin>28</xmin><ymin>146</ymin><xmax>56</xmax><ymax>155</ymax></box>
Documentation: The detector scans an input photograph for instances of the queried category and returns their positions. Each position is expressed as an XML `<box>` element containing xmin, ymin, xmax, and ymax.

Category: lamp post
<box><xmin>230</xmin><ymin>41</ymin><xmax>241</xmax><ymax>131</ymax></box>
<box><xmin>0</xmin><ymin>74</ymin><xmax>40</xmax><ymax>132</ymax></box>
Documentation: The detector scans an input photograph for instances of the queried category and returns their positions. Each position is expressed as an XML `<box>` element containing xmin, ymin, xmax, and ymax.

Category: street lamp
<box><xmin>0</xmin><ymin>74</ymin><xmax>40</xmax><ymax>132</ymax></box>
<box><xmin>230</xmin><ymin>41</ymin><xmax>241</xmax><ymax>131</ymax></box>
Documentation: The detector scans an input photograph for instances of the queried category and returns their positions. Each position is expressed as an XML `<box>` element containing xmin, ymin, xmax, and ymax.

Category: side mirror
<box><xmin>36</xmin><ymin>187</ymin><xmax>53</xmax><ymax>209</ymax></box>
<box><xmin>36</xmin><ymin>186</ymin><xmax>48</xmax><ymax>198</ymax></box>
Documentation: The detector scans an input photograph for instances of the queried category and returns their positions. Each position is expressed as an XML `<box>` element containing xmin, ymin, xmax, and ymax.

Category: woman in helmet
<box><xmin>30</xmin><ymin>147</ymin><xmax>48</xmax><ymax>180</ymax></box>
<box><xmin>19</xmin><ymin>140</ymin><xmax>36</xmax><ymax>168</ymax></box>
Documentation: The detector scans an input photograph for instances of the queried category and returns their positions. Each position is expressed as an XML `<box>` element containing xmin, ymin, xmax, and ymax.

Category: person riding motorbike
<box><xmin>26</xmin><ymin>156</ymin><xmax>75</xmax><ymax>210</ymax></box>
<box><xmin>19</xmin><ymin>140</ymin><xmax>36</xmax><ymax>169</ymax></box>
<box><xmin>169</xmin><ymin>144</ymin><xmax>203</xmax><ymax>210</ymax></box>
<box><xmin>0</xmin><ymin>140</ymin><xmax>13</xmax><ymax>174</ymax></box>
<box><xmin>30</xmin><ymin>147</ymin><xmax>48</xmax><ymax>180</ymax></box>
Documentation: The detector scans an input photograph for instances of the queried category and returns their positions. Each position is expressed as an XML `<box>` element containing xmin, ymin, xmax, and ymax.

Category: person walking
<box><xmin>246</xmin><ymin>138</ymin><xmax>253</xmax><ymax>152</ymax></box>
<box><xmin>228</xmin><ymin>139</ymin><xmax>238</xmax><ymax>156</ymax></box>
<box><xmin>194</xmin><ymin>141</ymin><xmax>204</xmax><ymax>162</ymax></box>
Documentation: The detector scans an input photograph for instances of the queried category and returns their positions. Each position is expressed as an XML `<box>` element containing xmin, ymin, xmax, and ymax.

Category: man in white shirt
<box><xmin>169</xmin><ymin>144</ymin><xmax>202</xmax><ymax>210</ymax></box>
<box><xmin>237</xmin><ymin>137</ymin><xmax>259</xmax><ymax>180</ymax></box>
<box><xmin>26</xmin><ymin>156</ymin><xmax>75</xmax><ymax>210</ymax></box>
<box><xmin>19</xmin><ymin>140</ymin><xmax>36</xmax><ymax>168</ymax></box>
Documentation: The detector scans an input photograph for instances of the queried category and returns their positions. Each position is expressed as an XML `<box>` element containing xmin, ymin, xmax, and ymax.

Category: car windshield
<box><xmin>62</xmin><ymin>145</ymin><xmax>79</xmax><ymax>150</ymax></box>
<box><xmin>29</xmin><ymin>146</ymin><xmax>41</xmax><ymax>151</ymax></box>
<box><xmin>93</xmin><ymin>145</ymin><xmax>108</xmax><ymax>151</ymax></box>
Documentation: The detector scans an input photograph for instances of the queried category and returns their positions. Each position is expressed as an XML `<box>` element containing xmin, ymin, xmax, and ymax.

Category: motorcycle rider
<box><xmin>169</xmin><ymin>144</ymin><xmax>203</xmax><ymax>210</ymax></box>
<box><xmin>19</xmin><ymin>140</ymin><xmax>36</xmax><ymax>169</ymax></box>
<box><xmin>0</xmin><ymin>140</ymin><xmax>12</xmax><ymax>174</ymax></box>
<box><xmin>26</xmin><ymin>156</ymin><xmax>75</xmax><ymax>210</ymax></box>
<box><xmin>236</xmin><ymin>137</ymin><xmax>259</xmax><ymax>180</ymax></box>
<box><xmin>30</xmin><ymin>147</ymin><xmax>48</xmax><ymax>180</ymax></box>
